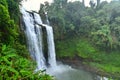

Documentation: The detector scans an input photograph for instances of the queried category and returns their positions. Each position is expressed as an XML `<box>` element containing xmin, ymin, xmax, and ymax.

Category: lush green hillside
<box><xmin>0</xmin><ymin>0</ymin><xmax>53</xmax><ymax>79</ymax></box>
<box><xmin>55</xmin><ymin>37</ymin><xmax>120</xmax><ymax>78</ymax></box>
<box><xmin>39</xmin><ymin>0</ymin><xmax>120</xmax><ymax>78</ymax></box>
<box><xmin>41</xmin><ymin>0</ymin><xmax>120</xmax><ymax>50</ymax></box>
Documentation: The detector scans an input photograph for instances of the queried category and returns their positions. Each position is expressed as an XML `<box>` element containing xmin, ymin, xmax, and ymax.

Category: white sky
<box><xmin>22</xmin><ymin>0</ymin><xmax>112</xmax><ymax>12</ymax></box>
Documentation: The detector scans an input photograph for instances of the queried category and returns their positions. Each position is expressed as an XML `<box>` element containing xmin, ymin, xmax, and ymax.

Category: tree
<box><xmin>91</xmin><ymin>25</ymin><xmax>113</xmax><ymax>49</ymax></box>
<box><xmin>0</xmin><ymin>0</ymin><xmax>20</xmax><ymax>44</ymax></box>
<box><xmin>43</xmin><ymin>0</ymin><xmax>120</xmax><ymax>50</ymax></box>
<box><xmin>0</xmin><ymin>0</ymin><xmax>7</xmax><ymax>8</ymax></box>
<box><xmin>89</xmin><ymin>0</ymin><xmax>96</xmax><ymax>9</ymax></box>
<box><xmin>6</xmin><ymin>0</ymin><xmax>20</xmax><ymax>23</ymax></box>
<box><xmin>98</xmin><ymin>1</ymin><xmax>108</xmax><ymax>9</ymax></box>
<box><xmin>96</xmin><ymin>0</ymin><xmax>100</xmax><ymax>9</ymax></box>
<box><xmin>82</xmin><ymin>0</ymin><xmax>85</xmax><ymax>7</ymax></box>
<box><xmin>53</xmin><ymin>0</ymin><xmax>67</xmax><ymax>8</ymax></box>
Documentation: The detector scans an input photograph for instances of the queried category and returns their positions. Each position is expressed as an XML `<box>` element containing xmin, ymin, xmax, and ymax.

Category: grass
<box><xmin>55</xmin><ymin>37</ymin><xmax>120</xmax><ymax>78</ymax></box>
<box><xmin>88</xmin><ymin>52</ymin><xmax>120</xmax><ymax>78</ymax></box>
<box><xmin>56</xmin><ymin>37</ymin><xmax>98</xmax><ymax>58</ymax></box>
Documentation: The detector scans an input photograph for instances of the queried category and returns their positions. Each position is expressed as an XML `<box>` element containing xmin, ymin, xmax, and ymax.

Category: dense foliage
<box><xmin>39</xmin><ymin>0</ymin><xmax>120</xmax><ymax>78</ymax></box>
<box><xmin>40</xmin><ymin>0</ymin><xmax>120</xmax><ymax>50</ymax></box>
<box><xmin>0</xmin><ymin>45</ymin><xmax>53</xmax><ymax>80</ymax></box>
<box><xmin>0</xmin><ymin>0</ymin><xmax>53</xmax><ymax>79</ymax></box>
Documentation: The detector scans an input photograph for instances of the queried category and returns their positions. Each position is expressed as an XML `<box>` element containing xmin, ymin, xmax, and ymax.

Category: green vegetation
<box><xmin>40</xmin><ymin>0</ymin><xmax>120</xmax><ymax>78</ymax></box>
<box><xmin>56</xmin><ymin>37</ymin><xmax>97</xmax><ymax>58</ymax></box>
<box><xmin>0</xmin><ymin>0</ymin><xmax>53</xmax><ymax>79</ymax></box>
<box><xmin>56</xmin><ymin>37</ymin><xmax>120</xmax><ymax>78</ymax></box>
<box><xmin>40</xmin><ymin>0</ymin><xmax>120</xmax><ymax>50</ymax></box>
<box><xmin>1</xmin><ymin>0</ymin><xmax>120</xmax><ymax>79</ymax></box>
<box><xmin>0</xmin><ymin>45</ymin><xmax>53</xmax><ymax>80</ymax></box>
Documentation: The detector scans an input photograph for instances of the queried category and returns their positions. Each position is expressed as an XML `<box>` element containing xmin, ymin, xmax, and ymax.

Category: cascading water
<box><xmin>20</xmin><ymin>7</ymin><xmax>46</xmax><ymax>70</ymax></box>
<box><xmin>20</xmin><ymin>7</ymin><xmax>57</xmax><ymax>70</ymax></box>
<box><xmin>45</xmin><ymin>25</ymin><xmax>57</xmax><ymax>67</ymax></box>
<box><xmin>45</xmin><ymin>12</ymin><xmax>57</xmax><ymax>67</ymax></box>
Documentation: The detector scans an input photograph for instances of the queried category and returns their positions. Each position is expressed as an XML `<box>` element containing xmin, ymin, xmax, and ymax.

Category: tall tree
<box><xmin>82</xmin><ymin>0</ymin><xmax>85</xmax><ymax>7</ymax></box>
<box><xmin>96</xmin><ymin>0</ymin><xmax>100</xmax><ymax>9</ymax></box>
<box><xmin>89</xmin><ymin>0</ymin><xmax>96</xmax><ymax>9</ymax></box>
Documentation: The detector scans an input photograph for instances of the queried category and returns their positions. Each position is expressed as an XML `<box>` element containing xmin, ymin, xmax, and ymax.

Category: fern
<box><xmin>0</xmin><ymin>44</ymin><xmax>54</xmax><ymax>80</ymax></box>
<box><xmin>0</xmin><ymin>65</ymin><xmax>19</xmax><ymax>79</ymax></box>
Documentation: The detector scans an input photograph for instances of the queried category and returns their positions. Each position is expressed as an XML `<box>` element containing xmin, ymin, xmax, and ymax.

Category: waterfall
<box><xmin>20</xmin><ymin>7</ymin><xmax>57</xmax><ymax>71</ymax></box>
<box><xmin>20</xmin><ymin>8</ymin><xmax>46</xmax><ymax>70</ymax></box>
<box><xmin>45</xmin><ymin>12</ymin><xmax>57</xmax><ymax>67</ymax></box>
<box><xmin>46</xmin><ymin>25</ymin><xmax>57</xmax><ymax>67</ymax></box>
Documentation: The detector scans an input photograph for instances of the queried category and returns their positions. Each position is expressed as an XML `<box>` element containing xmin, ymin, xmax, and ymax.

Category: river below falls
<box><xmin>46</xmin><ymin>64</ymin><xmax>108</xmax><ymax>80</ymax></box>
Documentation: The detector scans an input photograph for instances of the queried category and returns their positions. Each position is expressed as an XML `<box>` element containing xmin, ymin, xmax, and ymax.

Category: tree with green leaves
<box><xmin>41</xmin><ymin>0</ymin><xmax>120</xmax><ymax>50</ymax></box>
<box><xmin>0</xmin><ymin>0</ymin><xmax>54</xmax><ymax>79</ymax></box>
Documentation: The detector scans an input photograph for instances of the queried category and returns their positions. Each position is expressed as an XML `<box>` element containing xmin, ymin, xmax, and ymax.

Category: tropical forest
<box><xmin>0</xmin><ymin>0</ymin><xmax>120</xmax><ymax>80</ymax></box>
